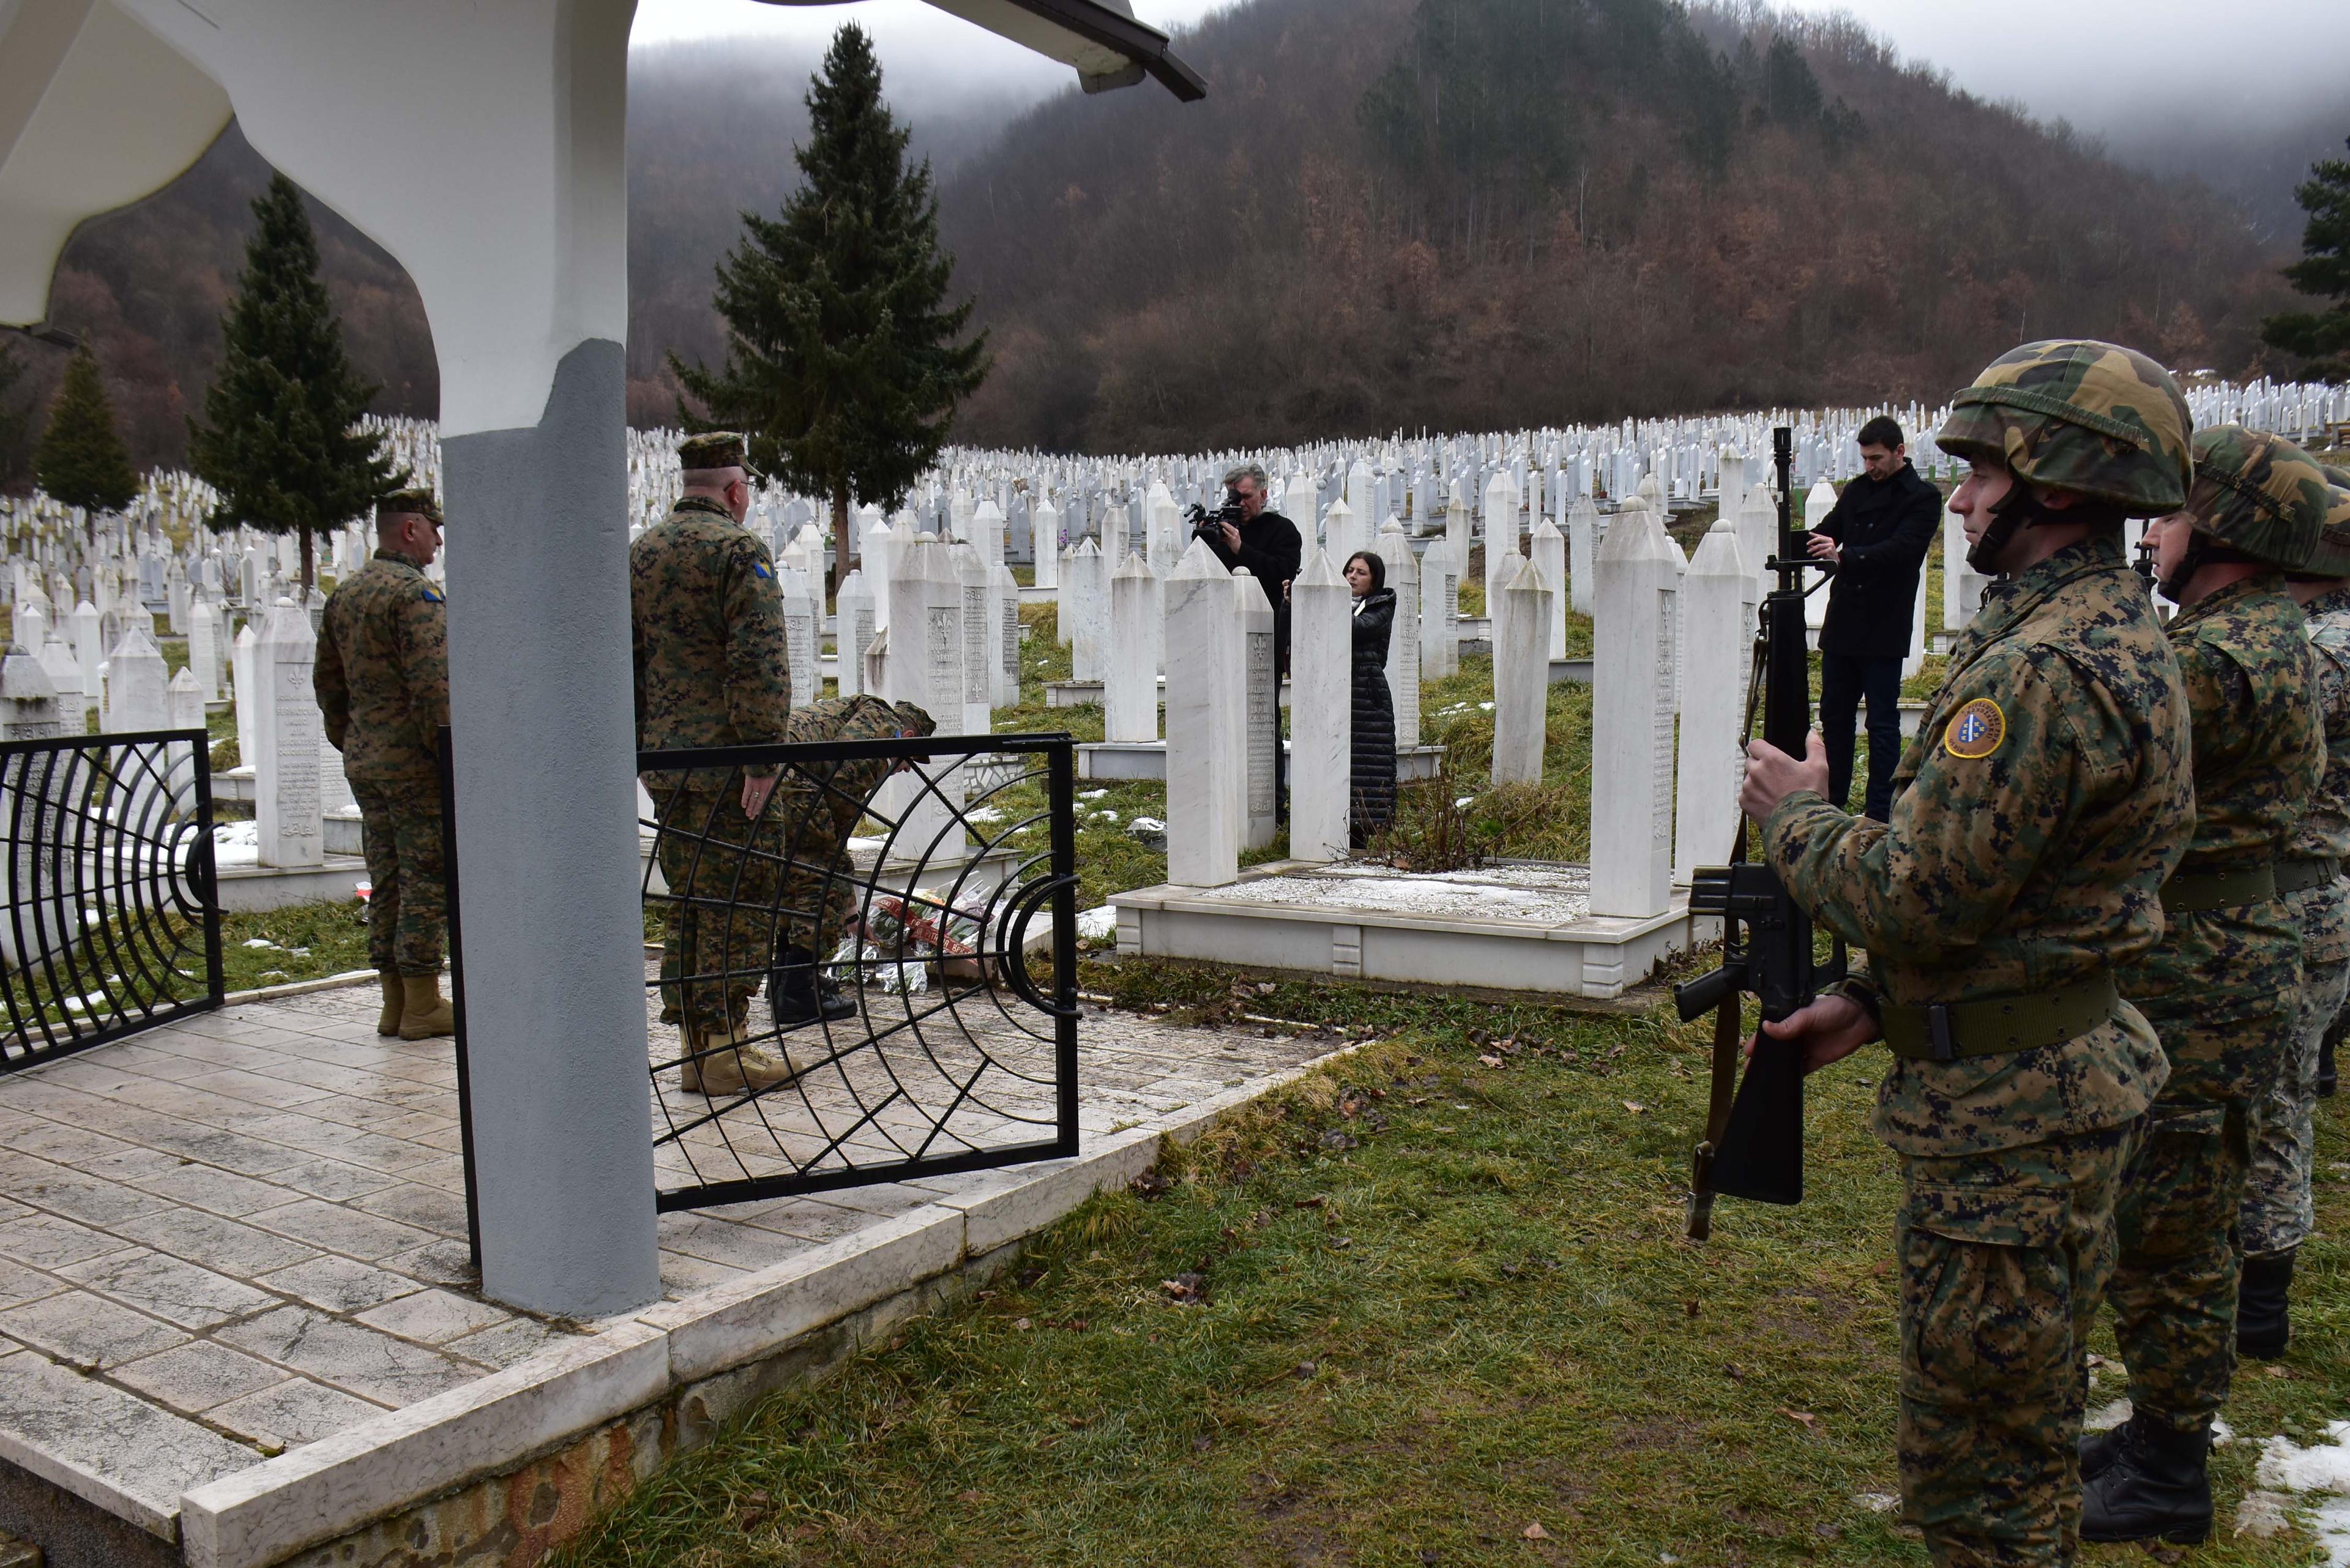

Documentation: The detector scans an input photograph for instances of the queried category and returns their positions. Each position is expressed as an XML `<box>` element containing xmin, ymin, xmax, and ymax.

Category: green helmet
<box><xmin>2182</xmin><ymin>426</ymin><xmax>2345</xmax><ymax>574</ymax></box>
<box><xmin>1934</xmin><ymin>340</ymin><xmax>2192</xmax><ymax>516</ymax></box>
<box><xmin>2315</xmin><ymin>479</ymin><xmax>2350</xmax><ymax>580</ymax></box>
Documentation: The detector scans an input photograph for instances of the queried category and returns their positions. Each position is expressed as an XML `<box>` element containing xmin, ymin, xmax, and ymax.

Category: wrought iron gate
<box><xmin>0</xmin><ymin>729</ymin><xmax>223</xmax><ymax>1069</ymax></box>
<box><xmin>636</xmin><ymin>730</ymin><xmax>1080</xmax><ymax>1211</ymax></box>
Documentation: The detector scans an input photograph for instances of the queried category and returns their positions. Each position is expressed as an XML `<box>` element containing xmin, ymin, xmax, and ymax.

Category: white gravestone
<box><xmin>71</xmin><ymin>601</ymin><xmax>102</xmax><ymax>717</ymax></box>
<box><xmin>863</xmin><ymin>518</ymin><xmax>895</xmax><ymax>640</ymax></box>
<box><xmin>231</xmin><ymin>625</ymin><xmax>258</xmax><ymax>770</ymax></box>
<box><xmin>1288</xmin><ymin>549</ymin><xmax>1352</xmax><ymax>862</ymax></box>
<box><xmin>993</xmin><ymin>560</ymin><xmax>1022</xmax><ymax>707</ymax></box>
<box><xmin>953</xmin><ymin>543</ymin><xmax>993</xmax><ymax>734</ymax></box>
<box><xmin>1239</xmin><ymin>570</ymin><xmax>1278</xmax><ymax>852</ymax></box>
<box><xmin>1803</xmin><ymin>480</ymin><xmax>1837</xmax><ymax>634</ymax></box>
<box><xmin>1105</xmin><ymin>553</ymin><xmax>1161</xmax><ymax>744</ymax></box>
<box><xmin>1031</xmin><ymin>499</ymin><xmax>1060</xmax><ymax>592</ymax></box>
<box><xmin>1163</xmin><ymin>539</ymin><xmax>1242</xmax><ymax>887</ymax></box>
<box><xmin>40</xmin><ymin>632</ymin><xmax>83</xmax><ymax>728</ymax></box>
<box><xmin>1323</xmin><ymin>497</ymin><xmax>1363</xmax><ymax>570</ymax></box>
<box><xmin>1490</xmin><ymin>558</ymin><xmax>1550</xmax><ymax>786</ymax></box>
<box><xmin>1483</xmin><ymin>469</ymin><xmax>1522</xmax><ymax>606</ymax></box>
<box><xmin>1739</xmin><ymin>488</ymin><xmax>1778</xmax><ymax>607</ymax></box>
<box><xmin>1445</xmin><ymin>501</ymin><xmax>1471</xmax><ymax>604</ymax></box>
<box><xmin>1376</xmin><ymin>523</ymin><xmax>1422</xmax><ymax>750</ymax></box>
<box><xmin>1589</xmin><ymin>505</ymin><xmax>1679</xmax><ymax>919</ymax></box>
<box><xmin>1147</xmin><ymin>484</ymin><xmax>1182</xmax><ymax>574</ymax></box>
<box><xmin>781</xmin><ymin>569</ymin><xmax>818</xmax><ymax>709</ymax></box>
<box><xmin>835</xmin><ymin>569</ymin><xmax>874</xmax><ymax>700</ymax></box>
<box><xmin>884</xmin><ymin>536</ymin><xmax>964</xmax><ymax>862</ymax></box>
<box><xmin>1529</xmin><ymin>517</ymin><xmax>1569</xmax><ymax>660</ymax></box>
<box><xmin>101</xmin><ymin>625</ymin><xmax>168</xmax><ymax>734</ymax></box>
<box><xmin>254</xmin><ymin>599</ymin><xmax>325</xmax><ymax>868</ymax></box>
<box><xmin>1674</xmin><ymin>521</ymin><xmax>1750</xmax><ymax>884</ymax></box>
<box><xmin>1069</xmin><ymin>537</ymin><xmax>1108</xmax><ymax>681</ymax></box>
<box><xmin>1420</xmin><ymin>537</ymin><xmax>1460</xmax><ymax>679</ymax></box>
<box><xmin>1944</xmin><ymin>504</ymin><xmax>1984</xmax><ymax>632</ymax></box>
<box><xmin>188</xmin><ymin>594</ymin><xmax>221</xmax><ymax>700</ymax></box>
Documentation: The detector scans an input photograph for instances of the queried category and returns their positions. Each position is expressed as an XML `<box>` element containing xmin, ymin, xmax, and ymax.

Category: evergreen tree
<box><xmin>2262</xmin><ymin>136</ymin><xmax>2350</xmax><ymax>378</ymax></box>
<box><xmin>673</xmin><ymin>23</ymin><xmax>988</xmax><ymax>589</ymax></box>
<box><xmin>190</xmin><ymin>172</ymin><xmax>398</xmax><ymax>595</ymax></box>
<box><xmin>35</xmin><ymin>344</ymin><xmax>136</xmax><ymax>536</ymax></box>
<box><xmin>0</xmin><ymin>342</ymin><xmax>31</xmax><ymax>490</ymax></box>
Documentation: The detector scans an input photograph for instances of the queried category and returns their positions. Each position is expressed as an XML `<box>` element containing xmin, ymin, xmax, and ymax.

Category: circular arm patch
<box><xmin>1942</xmin><ymin>697</ymin><xmax>2006</xmax><ymax>759</ymax></box>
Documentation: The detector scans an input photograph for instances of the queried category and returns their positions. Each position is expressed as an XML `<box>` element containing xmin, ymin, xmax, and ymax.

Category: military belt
<box><xmin>2275</xmin><ymin>857</ymin><xmax>2342</xmax><ymax>895</ymax></box>
<box><xmin>2159</xmin><ymin>866</ymin><xmax>2276</xmax><ymax>914</ymax></box>
<box><xmin>1881</xmin><ymin>972</ymin><xmax>2119</xmax><ymax>1063</ymax></box>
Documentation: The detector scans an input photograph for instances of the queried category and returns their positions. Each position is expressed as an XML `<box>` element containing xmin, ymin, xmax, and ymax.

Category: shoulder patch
<box><xmin>420</xmin><ymin>584</ymin><xmax>444</xmax><ymax>604</ymax></box>
<box><xmin>751</xmin><ymin>558</ymin><xmax>773</xmax><ymax>580</ymax></box>
<box><xmin>1942</xmin><ymin>697</ymin><xmax>2005</xmax><ymax>760</ymax></box>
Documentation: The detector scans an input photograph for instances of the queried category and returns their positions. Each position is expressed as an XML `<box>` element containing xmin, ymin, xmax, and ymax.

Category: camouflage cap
<box><xmin>676</xmin><ymin>432</ymin><xmax>748</xmax><ymax>472</ymax></box>
<box><xmin>891</xmin><ymin>701</ymin><xmax>939</xmax><ymax>738</ymax></box>
<box><xmin>376</xmin><ymin>488</ymin><xmax>442</xmax><ymax>527</ymax></box>
<box><xmin>2181</xmin><ymin>426</ymin><xmax>2342</xmax><ymax>572</ymax></box>
<box><xmin>1934</xmin><ymin>340</ymin><xmax>2192</xmax><ymax>515</ymax></box>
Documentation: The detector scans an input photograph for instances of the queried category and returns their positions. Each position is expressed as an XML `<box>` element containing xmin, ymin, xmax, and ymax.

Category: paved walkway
<box><xmin>0</xmin><ymin>979</ymin><xmax>1321</xmax><ymax>1530</ymax></box>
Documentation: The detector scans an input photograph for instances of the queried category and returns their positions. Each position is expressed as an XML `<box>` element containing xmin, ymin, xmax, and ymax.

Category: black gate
<box><xmin>635</xmin><ymin>731</ymin><xmax>1080</xmax><ymax>1211</ymax></box>
<box><xmin>0</xmin><ymin>729</ymin><xmax>223</xmax><ymax>1069</ymax></box>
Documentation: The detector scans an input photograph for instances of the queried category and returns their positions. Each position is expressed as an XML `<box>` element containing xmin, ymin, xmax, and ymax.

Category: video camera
<box><xmin>1184</xmin><ymin>493</ymin><xmax>1247</xmax><ymax>541</ymax></box>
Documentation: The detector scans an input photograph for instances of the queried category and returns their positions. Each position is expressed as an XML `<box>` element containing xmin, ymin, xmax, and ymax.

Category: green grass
<box><xmin>553</xmin><ymin>961</ymin><xmax>2350</xmax><ymax>1568</ymax></box>
<box><xmin>216</xmin><ymin>900</ymin><xmax>372</xmax><ymax>991</ymax></box>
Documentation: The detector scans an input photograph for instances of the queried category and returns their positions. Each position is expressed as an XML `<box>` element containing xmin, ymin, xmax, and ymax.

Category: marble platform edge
<box><xmin>165</xmin><ymin>1031</ymin><xmax>1365</xmax><ymax>1568</ymax></box>
<box><xmin>1108</xmin><ymin>878</ymin><xmax>1692</xmax><ymax>943</ymax></box>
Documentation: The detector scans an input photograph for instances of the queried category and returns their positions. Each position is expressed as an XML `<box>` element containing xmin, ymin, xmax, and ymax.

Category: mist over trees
<box><xmin>2</xmin><ymin>0</ymin><xmax>2321</xmax><ymax>480</ymax></box>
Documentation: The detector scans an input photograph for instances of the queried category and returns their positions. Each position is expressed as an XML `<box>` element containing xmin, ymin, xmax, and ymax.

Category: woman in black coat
<box><xmin>1345</xmin><ymin>550</ymin><xmax>1398</xmax><ymax>845</ymax></box>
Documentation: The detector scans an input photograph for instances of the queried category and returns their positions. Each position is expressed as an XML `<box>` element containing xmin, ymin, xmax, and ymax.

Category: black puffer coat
<box><xmin>1350</xmin><ymin>588</ymin><xmax>1398</xmax><ymax>840</ymax></box>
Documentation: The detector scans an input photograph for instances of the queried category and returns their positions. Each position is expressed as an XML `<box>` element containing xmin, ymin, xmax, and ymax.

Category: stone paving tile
<box><xmin>0</xmin><ymin>1212</ymin><xmax>133</xmax><ymax>1271</ymax></box>
<box><xmin>347</xmin><ymin>1182</ymin><xmax>470</xmax><ymax>1240</ymax></box>
<box><xmin>0</xmin><ymin>1258</ymin><xmax>65</xmax><ymax>1311</ymax></box>
<box><xmin>110</xmin><ymin>1341</ymin><xmax>289</xmax><ymax>1415</ymax></box>
<box><xmin>445</xmin><ymin>1317</ymin><xmax>564</xmax><ymax>1370</ymax></box>
<box><xmin>656</xmin><ymin>1250</ymin><xmax>748</xmax><ymax>1299</ymax></box>
<box><xmin>356</xmin><ymin>1288</ymin><xmax>512</xmax><ymax>1345</ymax></box>
<box><xmin>126</xmin><ymin>1162</ymin><xmax>304</xmax><ymax>1219</ymax></box>
<box><xmin>0</xmin><ymin>1347</ymin><xmax>261</xmax><ymax>1517</ymax></box>
<box><xmin>113</xmin><ymin>1209</ymin><xmax>319</xmax><ymax>1275</ymax></box>
<box><xmin>256</xmin><ymin>1256</ymin><xmax>425</xmax><ymax>1315</ymax></box>
<box><xmin>230</xmin><ymin>1115</ymin><xmax>441</xmax><ymax>1176</ymax></box>
<box><xmin>10</xmin><ymin>1167</ymin><xmax>174</xmax><ymax>1228</ymax></box>
<box><xmin>263</xmin><ymin>1157</ymin><xmax>404</xmax><ymax>1203</ymax></box>
<box><xmin>380</xmin><ymin>1239</ymin><xmax>476</xmax><ymax>1288</ymax></box>
<box><xmin>134</xmin><ymin>1121</ymin><xmax>317</xmax><ymax>1178</ymax></box>
<box><xmin>0</xmin><ymin>1289</ymin><xmax>187</xmax><ymax>1369</ymax></box>
<box><xmin>178</xmin><ymin>1067</ymin><xmax>343</xmax><ymax>1111</ymax></box>
<box><xmin>218</xmin><ymin>1305</ymin><xmax>483</xmax><ymax>1406</ymax></box>
<box><xmin>244</xmin><ymin>1197</ymin><xmax>440</xmax><ymax>1262</ymax></box>
<box><xmin>654</xmin><ymin>1212</ymin><xmax>815</xmax><ymax>1272</ymax></box>
<box><xmin>209</xmin><ymin>1376</ymin><xmax>387</xmax><ymax>1452</ymax></box>
<box><xmin>57</xmin><ymin>1247</ymin><xmax>277</xmax><ymax>1329</ymax></box>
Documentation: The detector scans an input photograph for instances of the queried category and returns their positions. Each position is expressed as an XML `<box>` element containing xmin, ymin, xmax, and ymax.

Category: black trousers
<box><xmin>1819</xmin><ymin>652</ymin><xmax>1905</xmax><ymax>821</ymax></box>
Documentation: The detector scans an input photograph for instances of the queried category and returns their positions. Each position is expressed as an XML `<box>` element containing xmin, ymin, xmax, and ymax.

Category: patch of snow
<box><xmin>1080</xmin><ymin>788</ymin><xmax>1108</xmax><ymax>800</ymax></box>
<box><xmin>1092</xmin><ymin>809</ymin><xmax>1121</xmax><ymax>823</ymax></box>
<box><xmin>1479</xmin><ymin>701</ymin><xmax>1494</xmax><ymax>711</ymax></box>
<box><xmin>2253</xmin><ymin>1421</ymin><xmax>2350</xmax><ymax>1565</ymax></box>
<box><xmin>242</xmin><ymin>938</ymin><xmax>276</xmax><ymax>950</ymax></box>
<box><xmin>2083</xmin><ymin>1398</ymin><xmax>2132</xmax><ymax>1432</ymax></box>
<box><xmin>1076</xmin><ymin>906</ymin><xmax>1118</xmax><ymax>939</ymax></box>
<box><xmin>966</xmin><ymin>807</ymin><xmax>1004</xmax><ymax>824</ymax></box>
<box><xmin>1852</xmin><ymin>1493</ymin><xmax>1899</xmax><ymax>1514</ymax></box>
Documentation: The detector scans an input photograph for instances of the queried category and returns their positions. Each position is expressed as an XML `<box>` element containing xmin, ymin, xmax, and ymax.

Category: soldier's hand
<box><xmin>742</xmin><ymin>772</ymin><xmax>779</xmax><ymax>819</ymax></box>
<box><xmin>1740</xmin><ymin>731</ymin><xmax>1830</xmax><ymax>823</ymax></box>
<box><xmin>1747</xmin><ymin>991</ymin><xmax>1878</xmax><ymax>1075</ymax></box>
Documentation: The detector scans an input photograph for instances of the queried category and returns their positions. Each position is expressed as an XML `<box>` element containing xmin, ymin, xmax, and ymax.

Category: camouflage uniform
<box><xmin>2107</xmin><ymin>436</ymin><xmax>2326</xmax><ymax>1432</ymax></box>
<box><xmin>632</xmin><ymin>481</ymin><xmax>793</xmax><ymax>1036</ymax></box>
<box><xmin>316</xmin><ymin>542</ymin><xmax>451</xmax><ymax>978</ymax></box>
<box><xmin>1766</xmin><ymin>342</ymin><xmax>2196</xmax><ymax>1567</ymax></box>
<box><xmin>771</xmin><ymin>695</ymin><xmax>938</xmax><ymax>960</ymax></box>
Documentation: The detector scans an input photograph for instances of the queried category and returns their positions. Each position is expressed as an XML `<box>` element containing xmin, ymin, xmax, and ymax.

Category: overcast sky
<box><xmin>629</xmin><ymin>0</ymin><xmax>2350</xmax><ymax>151</ymax></box>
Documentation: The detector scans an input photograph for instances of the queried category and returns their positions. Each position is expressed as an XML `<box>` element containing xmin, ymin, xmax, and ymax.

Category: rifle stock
<box><xmin>1675</xmin><ymin>426</ymin><xmax>1840</xmax><ymax>1238</ymax></box>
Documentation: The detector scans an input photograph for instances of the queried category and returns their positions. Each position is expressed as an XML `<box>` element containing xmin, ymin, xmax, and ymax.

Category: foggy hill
<box><xmin>3</xmin><ymin>0</ymin><xmax>2327</xmax><ymax>477</ymax></box>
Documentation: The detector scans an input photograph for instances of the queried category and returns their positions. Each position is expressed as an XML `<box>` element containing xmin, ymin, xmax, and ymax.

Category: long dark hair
<box><xmin>1344</xmin><ymin>550</ymin><xmax>1385</xmax><ymax>593</ymax></box>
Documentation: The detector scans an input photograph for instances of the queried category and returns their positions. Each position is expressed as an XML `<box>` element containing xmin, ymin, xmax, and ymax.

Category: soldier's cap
<box><xmin>677</xmin><ymin>432</ymin><xmax>751</xmax><ymax>476</ymax></box>
<box><xmin>892</xmin><ymin>701</ymin><xmax>939</xmax><ymax>738</ymax></box>
<box><xmin>1934</xmin><ymin>339</ymin><xmax>2191</xmax><ymax>516</ymax></box>
<box><xmin>2184</xmin><ymin>426</ymin><xmax>2342</xmax><ymax>573</ymax></box>
<box><xmin>376</xmin><ymin>489</ymin><xmax>442</xmax><ymax>528</ymax></box>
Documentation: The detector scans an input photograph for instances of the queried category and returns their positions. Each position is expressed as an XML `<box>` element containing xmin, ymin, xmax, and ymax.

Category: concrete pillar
<box><xmin>1674</xmin><ymin>520</ymin><xmax>1748</xmax><ymax>883</ymax></box>
<box><xmin>1590</xmin><ymin>502</ymin><xmax>1679</xmax><ymax>918</ymax></box>
<box><xmin>1490</xmin><ymin>558</ymin><xmax>1549</xmax><ymax>786</ymax></box>
<box><xmin>1289</xmin><ymin>548</ymin><xmax>1351</xmax><ymax>862</ymax></box>
<box><xmin>1164</xmin><ymin>539</ymin><xmax>1240</xmax><ymax>887</ymax></box>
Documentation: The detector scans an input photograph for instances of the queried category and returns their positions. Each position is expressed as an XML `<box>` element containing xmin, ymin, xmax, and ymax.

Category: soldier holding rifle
<box><xmin>1737</xmin><ymin>342</ymin><xmax>2195</xmax><ymax>1567</ymax></box>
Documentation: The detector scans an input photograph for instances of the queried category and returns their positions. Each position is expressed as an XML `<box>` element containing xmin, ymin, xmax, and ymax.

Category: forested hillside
<box><xmin>1</xmin><ymin>0</ymin><xmax>2313</xmax><ymax>479</ymax></box>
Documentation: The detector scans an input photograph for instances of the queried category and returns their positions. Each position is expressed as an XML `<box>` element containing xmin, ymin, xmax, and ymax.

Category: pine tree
<box><xmin>190</xmin><ymin>172</ymin><xmax>398</xmax><ymax>595</ymax></box>
<box><xmin>35</xmin><ymin>344</ymin><xmax>137</xmax><ymax>536</ymax></box>
<box><xmin>2262</xmin><ymin>137</ymin><xmax>2350</xmax><ymax>378</ymax></box>
<box><xmin>673</xmin><ymin>23</ymin><xmax>988</xmax><ymax>590</ymax></box>
<box><xmin>0</xmin><ymin>341</ymin><xmax>31</xmax><ymax>490</ymax></box>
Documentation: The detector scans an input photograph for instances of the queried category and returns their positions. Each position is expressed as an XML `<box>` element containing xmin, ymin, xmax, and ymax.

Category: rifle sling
<box><xmin>1879</xmin><ymin>972</ymin><xmax>2117</xmax><ymax>1063</ymax></box>
<box><xmin>2160</xmin><ymin>865</ymin><xmax>2275</xmax><ymax>913</ymax></box>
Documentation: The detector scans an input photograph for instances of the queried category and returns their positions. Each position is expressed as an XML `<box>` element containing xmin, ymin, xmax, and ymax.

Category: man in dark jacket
<box><xmin>1204</xmin><ymin>461</ymin><xmax>1304</xmax><ymax>675</ymax></box>
<box><xmin>1806</xmin><ymin>416</ymin><xmax>1944</xmax><ymax>820</ymax></box>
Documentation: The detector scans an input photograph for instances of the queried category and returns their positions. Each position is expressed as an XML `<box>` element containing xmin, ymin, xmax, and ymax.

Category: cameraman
<box><xmin>1203</xmin><ymin>461</ymin><xmax>1304</xmax><ymax>674</ymax></box>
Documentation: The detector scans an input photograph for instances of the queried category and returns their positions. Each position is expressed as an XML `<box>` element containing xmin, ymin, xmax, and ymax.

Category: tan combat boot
<box><xmin>677</xmin><ymin>1025</ymin><xmax>803</xmax><ymax>1096</ymax></box>
<box><xmin>376</xmin><ymin>971</ymin><xmax>404</xmax><ymax>1036</ymax></box>
<box><xmin>397</xmin><ymin>973</ymin><xmax>457</xmax><ymax>1040</ymax></box>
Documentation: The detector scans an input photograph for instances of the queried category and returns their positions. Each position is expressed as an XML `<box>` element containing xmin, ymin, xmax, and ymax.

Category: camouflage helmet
<box><xmin>2312</xmin><ymin>478</ymin><xmax>2350</xmax><ymax>580</ymax></box>
<box><xmin>2180</xmin><ymin>426</ymin><xmax>2344</xmax><ymax>573</ymax></box>
<box><xmin>1934</xmin><ymin>340</ymin><xmax>2191</xmax><ymax>515</ymax></box>
<box><xmin>890</xmin><ymin>701</ymin><xmax>938</xmax><ymax>738</ymax></box>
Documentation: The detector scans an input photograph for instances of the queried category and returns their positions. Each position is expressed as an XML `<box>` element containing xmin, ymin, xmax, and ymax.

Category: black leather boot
<box><xmin>2078</xmin><ymin>1419</ymin><xmax>2126</xmax><ymax>1482</ymax></box>
<box><xmin>770</xmin><ymin>945</ymin><xmax>856</xmax><ymax>1027</ymax></box>
<box><xmin>2237</xmin><ymin>1249</ymin><xmax>2296</xmax><ymax>1361</ymax></box>
<box><xmin>2081</xmin><ymin>1413</ymin><xmax>2212</xmax><ymax>1545</ymax></box>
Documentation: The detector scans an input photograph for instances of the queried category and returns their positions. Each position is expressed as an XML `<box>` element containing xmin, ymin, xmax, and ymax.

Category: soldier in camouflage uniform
<box><xmin>1741</xmin><ymin>342</ymin><xmax>2195</xmax><ymax>1567</ymax></box>
<box><xmin>2236</xmin><ymin>471</ymin><xmax>2350</xmax><ymax>1360</ymax></box>
<box><xmin>316</xmin><ymin>489</ymin><xmax>455</xmax><ymax>1041</ymax></box>
<box><xmin>632</xmin><ymin>433</ymin><xmax>798</xmax><ymax>1096</ymax></box>
<box><xmin>766</xmin><ymin>694</ymin><xmax>939</xmax><ymax>1019</ymax></box>
<box><xmin>2079</xmin><ymin>426</ymin><xmax>2330</xmax><ymax>1544</ymax></box>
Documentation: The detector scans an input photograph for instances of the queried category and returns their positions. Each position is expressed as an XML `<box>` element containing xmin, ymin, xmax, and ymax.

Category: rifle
<box><xmin>1674</xmin><ymin>425</ymin><xmax>1843</xmax><ymax>1241</ymax></box>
